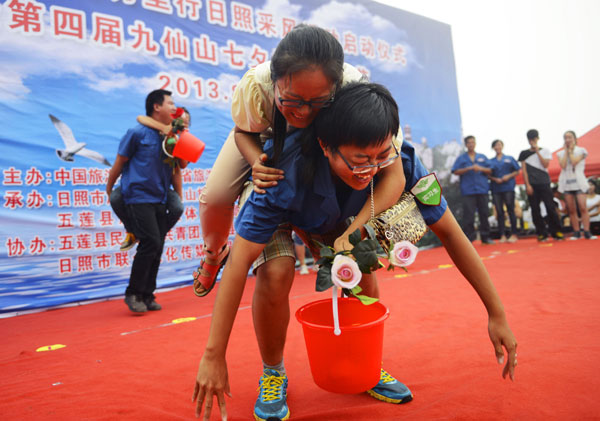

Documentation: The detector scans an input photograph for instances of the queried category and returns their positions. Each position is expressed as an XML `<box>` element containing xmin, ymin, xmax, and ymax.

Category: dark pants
<box><xmin>461</xmin><ymin>194</ymin><xmax>491</xmax><ymax>242</ymax></box>
<box><xmin>110</xmin><ymin>186</ymin><xmax>183</xmax><ymax>233</ymax></box>
<box><xmin>492</xmin><ymin>191</ymin><xmax>518</xmax><ymax>236</ymax></box>
<box><xmin>528</xmin><ymin>183</ymin><xmax>562</xmax><ymax>237</ymax></box>
<box><xmin>126</xmin><ymin>203</ymin><xmax>168</xmax><ymax>300</ymax></box>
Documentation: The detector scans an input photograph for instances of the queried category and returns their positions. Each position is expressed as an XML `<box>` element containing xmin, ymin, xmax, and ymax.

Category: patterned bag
<box><xmin>366</xmin><ymin>185</ymin><xmax>428</xmax><ymax>253</ymax></box>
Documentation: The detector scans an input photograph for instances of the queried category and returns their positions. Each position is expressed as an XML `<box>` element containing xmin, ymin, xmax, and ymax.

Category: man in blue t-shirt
<box><xmin>489</xmin><ymin>139</ymin><xmax>521</xmax><ymax>242</ymax></box>
<box><xmin>106</xmin><ymin>89</ymin><xmax>176</xmax><ymax>313</ymax></box>
<box><xmin>192</xmin><ymin>83</ymin><xmax>517</xmax><ymax>421</ymax></box>
<box><xmin>452</xmin><ymin>135</ymin><xmax>494</xmax><ymax>244</ymax></box>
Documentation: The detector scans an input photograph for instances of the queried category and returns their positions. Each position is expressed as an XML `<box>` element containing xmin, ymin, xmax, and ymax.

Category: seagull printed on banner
<box><xmin>50</xmin><ymin>114</ymin><xmax>111</xmax><ymax>166</ymax></box>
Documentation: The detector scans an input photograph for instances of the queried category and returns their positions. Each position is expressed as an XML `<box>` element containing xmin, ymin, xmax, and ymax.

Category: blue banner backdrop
<box><xmin>0</xmin><ymin>0</ymin><xmax>461</xmax><ymax>314</ymax></box>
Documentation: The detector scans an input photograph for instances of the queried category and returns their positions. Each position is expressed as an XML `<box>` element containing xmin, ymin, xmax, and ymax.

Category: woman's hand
<box><xmin>488</xmin><ymin>314</ymin><xmax>518</xmax><ymax>381</ymax></box>
<box><xmin>333</xmin><ymin>233</ymin><xmax>353</xmax><ymax>253</ymax></box>
<box><xmin>252</xmin><ymin>153</ymin><xmax>284</xmax><ymax>194</ymax></box>
<box><xmin>192</xmin><ymin>354</ymin><xmax>231</xmax><ymax>420</ymax></box>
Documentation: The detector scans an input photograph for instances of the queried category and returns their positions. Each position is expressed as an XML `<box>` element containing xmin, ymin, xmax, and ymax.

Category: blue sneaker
<box><xmin>254</xmin><ymin>369</ymin><xmax>290</xmax><ymax>421</ymax></box>
<box><xmin>367</xmin><ymin>368</ymin><xmax>413</xmax><ymax>404</ymax></box>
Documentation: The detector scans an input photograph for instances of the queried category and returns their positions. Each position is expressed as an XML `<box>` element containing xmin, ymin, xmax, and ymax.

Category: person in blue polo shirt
<box><xmin>106</xmin><ymin>89</ymin><xmax>177</xmax><ymax>313</ymax></box>
<box><xmin>489</xmin><ymin>139</ymin><xmax>521</xmax><ymax>243</ymax></box>
<box><xmin>452</xmin><ymin>135</ymin><xmax>494</xmax><ymax>244</ymax></box>
<box><xmin>191</xmin><ymin>83</ymin><xmax>517</xmax><ymax>421</ymax></box>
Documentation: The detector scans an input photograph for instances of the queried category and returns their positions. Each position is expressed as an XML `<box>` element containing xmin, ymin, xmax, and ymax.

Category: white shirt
<box><xmin>587</xmin><ymin>194</ymin><xmax>600</xmax><ymax>222</ymax></box>
<box><xmin>557</xmin><ymin>146</ymin><xmax>588</xmax><ymax>193</ymax></box>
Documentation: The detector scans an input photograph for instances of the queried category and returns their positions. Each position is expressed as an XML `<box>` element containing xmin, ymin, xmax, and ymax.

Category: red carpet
<box><xmin>1</xmin><ymin>237</ymin><xmax>600</xmax><ymax>420</ymax></box>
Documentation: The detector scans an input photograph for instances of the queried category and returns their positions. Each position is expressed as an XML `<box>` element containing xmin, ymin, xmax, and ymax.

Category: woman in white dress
<box><xmin>557</xmin><ymin>131</ymin><xmax>596</xmax><ymax>239</ymax></box>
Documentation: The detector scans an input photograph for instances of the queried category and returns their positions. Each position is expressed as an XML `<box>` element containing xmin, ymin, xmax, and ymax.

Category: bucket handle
<box><xmin>162</xmin><ymin>137</ymin><xmax>175</xmax><ymax>158</ymax></box>
<box><xmin>332</xmin><ymin>286</ymin><xmax>341</xmax><ymax>336</ymax></box>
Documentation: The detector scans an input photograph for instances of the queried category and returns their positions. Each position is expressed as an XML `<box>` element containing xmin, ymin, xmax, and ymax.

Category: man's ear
<box><xmin>318</xmin><ymin>138</ymin><xmax>330</xmax><ymax>157</ymax></box>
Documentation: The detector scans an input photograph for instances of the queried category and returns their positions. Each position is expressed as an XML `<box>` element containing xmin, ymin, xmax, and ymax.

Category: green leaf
<box><xmin>319</xmin><ymin>246</ymin><xmax>335</xmax><ymax>259</ymax></box>
<box><xmin>354</xmin><ymin>294</ymin><xmax>379</xmax><ymax>305</ymax></box>
<box><xmin>364</xmin><ymin>224</ymin><xmax>386</xmax><ymax>255</ymax></box>
<box><xmin>348</xmin><ymin>228</ymin><xmax>362</xmax><ymax>246</ymax></box>
<box><xmin>316</xmin><ymin>257</ymin><xmax>331</xmax><ymax>266</ymax></box>
<box><xmin>315</xmin><ymin>265</ymin><xmax>333</xmax><ymax>292</ymax></box>
<box><xmin>351</xmin><ymin>239</ymin><xmax>380</xmax><ymax>271</ymax></box>
<box><xmin>346</xmin><ymin>286</ymin><xmax>378</xmax><ymax>305</ymax></box>
<box><xmin>357</xmin><ymin>262</ymin><xmax>372</xmax><ymax>274</ymax></box>
<box><xmin>350</xmin><ymin>285</ymin><xmax>363</xmax><ymax>295</ymax></box>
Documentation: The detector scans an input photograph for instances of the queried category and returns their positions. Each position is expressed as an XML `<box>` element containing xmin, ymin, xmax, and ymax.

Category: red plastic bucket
<box><xmin>172</xmin><ymin>131</ymin><xmax>205</xmax><ymax>163</ymax></box>
<box><xmin>295</xmin><ymin>298</ymin><xmax>389</xmax><ymax>394</ymax></box>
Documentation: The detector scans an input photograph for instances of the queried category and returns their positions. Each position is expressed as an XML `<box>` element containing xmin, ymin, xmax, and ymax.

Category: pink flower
<box><xmin>331</xmin><ymin>255</ymin><xmax>362</xmax><ymax>289</ymax></box>
<box><xmin>390</xmin><ymin>241</ymin><xmax>418</xmax><ymax>267</ymax></box>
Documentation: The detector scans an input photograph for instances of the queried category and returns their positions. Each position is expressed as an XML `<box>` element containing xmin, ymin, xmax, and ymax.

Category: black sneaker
<box><xmin>553</xmin><ymin>231</ymin><xmax>565</xmax><ymax>240</ymax></box>
<box><xmin>569</xmin><ymin>231</ymin><xmax>582</xmax><ymax>241</ymax></box>
<box><xmin>584</xmin><ymin>231</ymin><xmax>598</xmax><ymax>240</ymax></box>
<box><xmin>144</xmin><ymin>298</ymin><xmax>162</xmax><ymax>311</ymax></box>
<box><xmin>537</xmin><ymin>235</ymin><xmax>549</xmax><ymax>242</ymax></box>
<box><xmin>124</xmin><ymin>294</ymin><xmax>147</xmax><ymax>313</ymax></box>
<box><xmin>481</xmin><ymin>239</ymin><xmax>495</xmax><ymax>245</ymax></box>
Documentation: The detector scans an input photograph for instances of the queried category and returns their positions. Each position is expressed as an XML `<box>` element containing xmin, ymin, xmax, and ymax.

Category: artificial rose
<box><xmin>171</xmin><ymin>107</ymin><xmax>184</xmax><ymax>119</ymax></box>
<box><xmin>330</xmin><ymin>254</ymin><xmax>362</xmax><ymax>289</ymax></box>
<box><xmin>390</xmin><ymin>241</ymin><xmax>418</xmax><ymax>267</ymax></box>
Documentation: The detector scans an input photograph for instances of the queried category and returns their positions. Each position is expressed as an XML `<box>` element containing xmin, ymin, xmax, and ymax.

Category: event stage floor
<box><xmin>1</xmin><ymin>237</ymin><xmax>599</xmax><ymax>420</ymax></box>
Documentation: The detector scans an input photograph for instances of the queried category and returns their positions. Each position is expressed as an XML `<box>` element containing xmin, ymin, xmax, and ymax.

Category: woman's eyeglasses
<box><xmin>276</xmin><ymin>84</ymin><xmax>335</xmax><ymax>109</ymax></box>
<box><xmin>277</xmin><ymin>97</ymin><xmax>334</xmax><ymax>109</ymax></box>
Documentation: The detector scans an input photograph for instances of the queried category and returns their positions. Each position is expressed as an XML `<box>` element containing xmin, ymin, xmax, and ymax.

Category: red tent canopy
<box><xmin>515</xmin><ymin>124</ymin><xmax>600</xmax><ymax>184</ymax></box>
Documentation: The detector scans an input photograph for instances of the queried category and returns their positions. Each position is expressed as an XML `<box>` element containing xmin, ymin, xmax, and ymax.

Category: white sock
<box><xmin>263</xmin><ymin>359</ymin><xmax>286</xmax><ymax>376</ymax></box>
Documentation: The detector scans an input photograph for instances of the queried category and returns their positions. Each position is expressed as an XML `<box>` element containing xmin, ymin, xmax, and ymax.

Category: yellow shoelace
<box><xmin>258</xmin><ymin>374</ymin><xmax>286</xmax><ymax>402</ymax></box>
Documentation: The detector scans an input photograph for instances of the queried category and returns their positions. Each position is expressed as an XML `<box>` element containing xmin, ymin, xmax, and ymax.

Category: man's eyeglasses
<box><xmin>335</xmin><ymin>141</ymin><xmax>400</xmax><ymax>174</ymax></box>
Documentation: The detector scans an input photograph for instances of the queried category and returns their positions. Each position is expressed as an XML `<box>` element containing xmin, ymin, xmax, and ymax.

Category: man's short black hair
<box><xmin>145</xmin><ymin>89</ymin><xmax>172</xmax><ymax>117</ymax></box>
<box><xmin>314</xmin><ymin>82</ymin><xmax>399</xmax><ymax>150</ymax></box>
<box><xmin>526</xmin><ymin>129</ymin><xmax>539</xmax><ymax>141</ymax></box>
<box><xmin>463</xmin><ymin>135</ymin><xmax>475</xmax><ymax>145</ymax></box>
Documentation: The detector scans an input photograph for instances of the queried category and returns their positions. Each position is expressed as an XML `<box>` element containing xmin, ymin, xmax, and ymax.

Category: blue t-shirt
<box><xmin>451</xmin><ymin>152</ymin><xmax>491</xmax><ymax>195</ymax></box>
<box><xmin>117</xmin><ymin>124</ymin><xmax>172</xmax><ymax>205</ymax></box>
<box><xmin>235</xmin><ymin>133</ymin><xmax>447</xmax><ymax>244</ymax></box>
<box><xmin>488</xmin><ymin>154</ymin><xmax>520</xmax><ymax>193</ymax></box>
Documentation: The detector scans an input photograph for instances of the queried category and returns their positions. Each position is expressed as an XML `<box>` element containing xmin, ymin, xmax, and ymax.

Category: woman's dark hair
<box><xmin>491</xmin><ymin>139</ymin><xmax>503</xmax><ymax>148</ymax></box>
<box><xmin>564</xmin><ymin>130</ymin><xmax>577</xmax><ymax>144</ymax></box>
<box><xmin>588</xmin><ymin>178</ymin><xmax>598</xmax><ymax>194</ymax></box>
<box><xmin>181</xmin><ymin>106</ymin><xmax>191</xmax><ymax>127</ymax></box>
<box><xmin>269</xmin><ymin>24</ymin><xmax>345</xmax><ymax>165</ymax></box>
<box><xmin>300</xmin><ymin>82</ymin><xmax>399</xmax><ymax>181</ymax></box>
